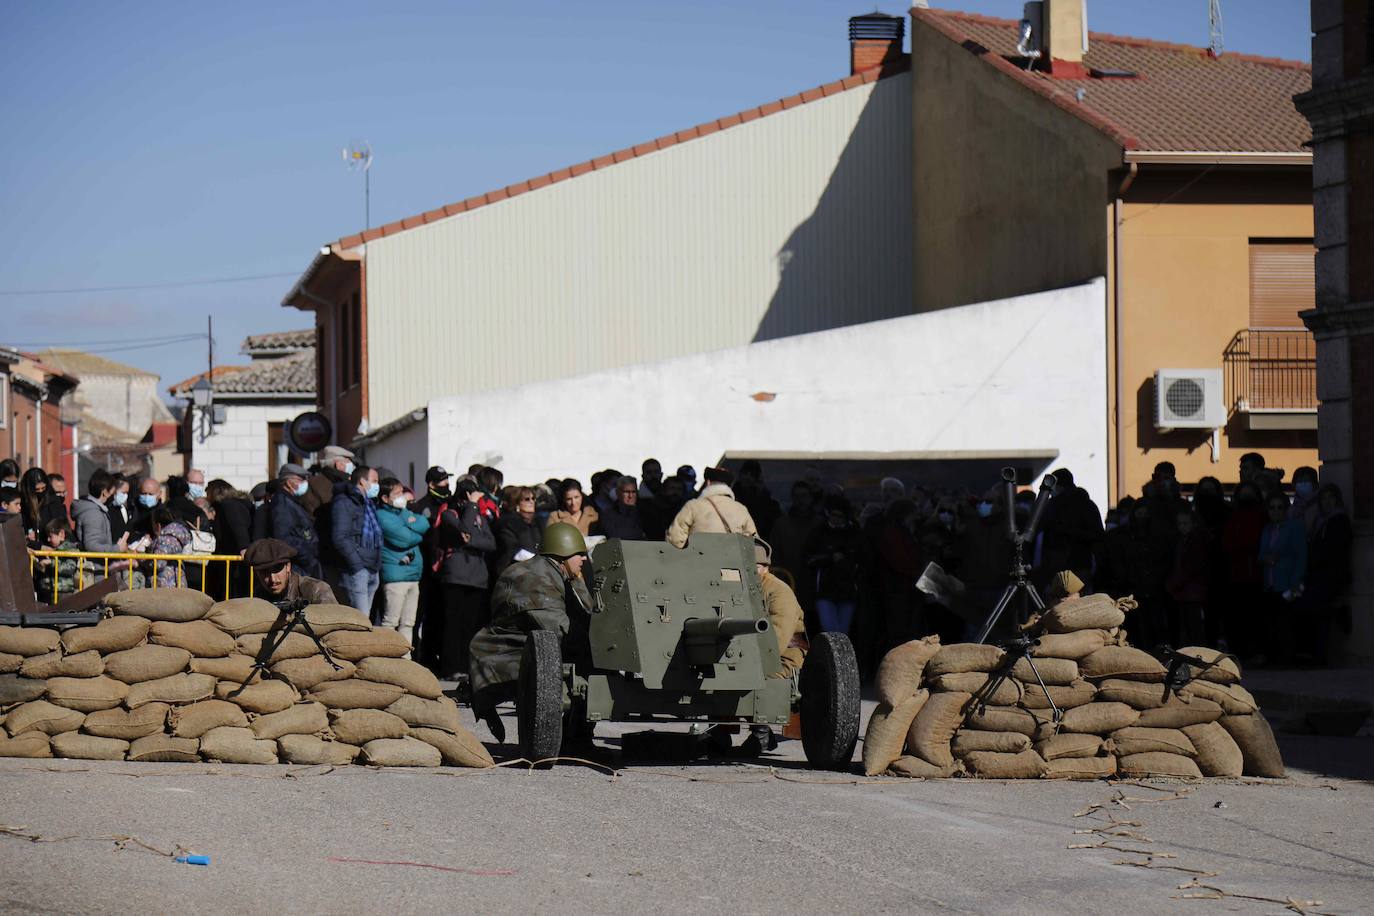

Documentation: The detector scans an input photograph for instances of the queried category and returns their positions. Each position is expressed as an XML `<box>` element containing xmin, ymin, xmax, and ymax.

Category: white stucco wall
<box><xmin>76</xmin><ymin>374</ymin><xmax>171</xmax><ymax>437</ymax></box>
<box><xmin>358</xmin><ymin>419</ymin><xmax>429</xmax><ymax>492</ymax></box>
<box><xmin>427</xmin><ymin>279</ymin><xmax>1110</xmax><ymax>509</ymax></box>
<box><xmin>189</xmin><ymin>400</ymin><xmax>313</xmax><ymax>492</ymax></box>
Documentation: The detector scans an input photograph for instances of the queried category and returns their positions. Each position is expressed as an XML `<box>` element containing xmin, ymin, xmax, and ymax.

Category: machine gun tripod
<box><xmin>246</xmin><ymin>598</ymin><xmax>343</xmax><ymax>679</ymax></box>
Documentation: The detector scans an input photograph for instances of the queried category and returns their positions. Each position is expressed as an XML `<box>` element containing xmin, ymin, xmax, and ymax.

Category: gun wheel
<box><xmin>799</xmin><ymin>631</ymin><xmax>861</xmax><ymax>771</ymax></box>
<box><xmin>518</xmin><ymin>630</ymin><xmax>564</xmax><ymax>768</ymax></box>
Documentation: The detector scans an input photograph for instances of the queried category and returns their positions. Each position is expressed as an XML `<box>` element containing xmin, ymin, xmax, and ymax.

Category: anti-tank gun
<box><xmin>514</xmin><ymin>532</ymin><xmax>860</xmax><ymax>769</ymax></box>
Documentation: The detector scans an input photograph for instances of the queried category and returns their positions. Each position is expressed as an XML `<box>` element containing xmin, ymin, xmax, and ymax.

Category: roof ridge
<box><xmin>929</xmin><ymin>8</ymin><xmax>1309</xmax><ymax>71</ymax></box>
<box><xmin>334</xmin><ymin>60</ymin><xmax>910</xmax><ymax>250</ymax></box>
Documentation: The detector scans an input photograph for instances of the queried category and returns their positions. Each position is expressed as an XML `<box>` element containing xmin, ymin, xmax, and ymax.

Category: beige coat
<box><xmin>760</xmin><ymin>570</ymin><xmax>806</xmax><ymax>678</ymax></box>
<box><xmin>664</xmin><ymin>484</ymin><xmax>758</xmax><ymax>548</ymax></box>
<box><xmin>545</xmin><ymin>506</ymin><xmax>599</xmax><ymax>536</ymax></box>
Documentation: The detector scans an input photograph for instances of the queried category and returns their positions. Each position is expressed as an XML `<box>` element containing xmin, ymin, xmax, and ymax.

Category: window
<box><xmin>1249</xmin><ymin>240</ymin><xmax>1315</xmax><ymax>328</ymax></box>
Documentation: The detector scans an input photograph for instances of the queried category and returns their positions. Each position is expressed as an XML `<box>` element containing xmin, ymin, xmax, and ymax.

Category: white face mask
<box><xmin>342</xmin><ymin>461</ymin><xmax>356</xmax><ymax>476</ymax></box>
<box><xmin>113</xmin><ymin>492</ymin><xmax>128</xmax><ymax>508</ymax></box>
<box><xmin>391</xmin><ymin>497</ymin><xmax>407</xmax><ymax>509</ymax></box>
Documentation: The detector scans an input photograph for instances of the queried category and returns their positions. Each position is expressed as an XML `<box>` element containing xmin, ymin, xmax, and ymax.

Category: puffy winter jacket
<box><xmin>268</xmin><ymin>491</ymin><xmax>321</xmax><ymax>577</ymax></box>
<box><xmin>71</xmin><ymin>497</ymin><xmax>116</xmax><ymax>553</ymax></box>
<box><xmin>379</xmin><ymin>503</ymin><xmax>429</xmax><ymax>583</ymax></box>
<box><xmin>330</xmin><ymin>482</ymin><xmax>382</xmax><ymax>574</ymax></box>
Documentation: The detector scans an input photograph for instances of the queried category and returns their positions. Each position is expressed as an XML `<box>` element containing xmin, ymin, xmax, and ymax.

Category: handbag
<box><xmin>188</xmin><ymin>528</ymin><xmax>217</xmax><ymax>556</ymax></box>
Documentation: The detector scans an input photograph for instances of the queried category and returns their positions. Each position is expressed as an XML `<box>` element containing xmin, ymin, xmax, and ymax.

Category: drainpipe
<box><xmin>1113</xmin><ymin>162</ymin><xmax>1138</xmax><ymax>504</ymax></box>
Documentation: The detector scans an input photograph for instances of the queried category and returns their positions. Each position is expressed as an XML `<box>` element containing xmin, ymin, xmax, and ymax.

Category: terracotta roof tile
<box><xmin>170</xmin><ymin>350</ymin><xmax>315</xmax><ymax>397</ymax></box>
<box><xmin>911</xmin><ymin>8</ymin><xmax>1310</xmax><ymax>154</ymax></box>
<box><xmin>242</xmin><ymin>329</ymin><xmax>313</xmax><ymax>353</ymax></box>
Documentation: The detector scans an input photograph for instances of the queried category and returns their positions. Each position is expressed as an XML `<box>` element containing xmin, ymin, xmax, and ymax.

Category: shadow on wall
<box><xmin>1133</xmin><ymin>379</ymin><xmax>1317</xmax><ymax>463</ymax></box>
<box><xmin>752</xmin><ymin>74</ymin><xmax>912</xmax><ymax>343</ymax></box>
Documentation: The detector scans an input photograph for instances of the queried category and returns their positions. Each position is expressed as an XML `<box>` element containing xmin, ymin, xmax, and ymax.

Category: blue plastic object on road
<box><xmin>175</xmin><ymin>855</ymin><xmax>211</xmax><ymax>866</ymax></box>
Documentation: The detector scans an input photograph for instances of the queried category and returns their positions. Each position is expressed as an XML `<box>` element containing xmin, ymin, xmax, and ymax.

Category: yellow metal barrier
<box><xmin>29</xmin><ymin>550</ymin><xmax>255</xmax><ymax>603</ymax></box>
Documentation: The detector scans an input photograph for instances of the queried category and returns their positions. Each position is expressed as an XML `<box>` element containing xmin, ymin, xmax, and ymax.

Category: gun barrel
<box><xmin>682</xmin><ymin>616</ymin><xmax>769</xmax><ymax>641</ymax></box>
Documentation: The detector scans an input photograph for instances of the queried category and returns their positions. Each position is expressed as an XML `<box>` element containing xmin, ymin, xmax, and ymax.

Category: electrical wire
<box><xmin>0</xmin><ymin>270</ymin><xmax>300</xmax><ymax>296</ymax></box>
<box><xmin>9</xmin><ymin>332</ymin><xmax>206</xmax><ymax>349</ymax></box>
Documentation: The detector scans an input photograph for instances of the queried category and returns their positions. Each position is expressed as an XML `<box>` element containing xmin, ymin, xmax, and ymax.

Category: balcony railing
<box><xmin>1223</xmin><ymin>327</ymin><xmax>1317</xmax><ymax>413</ymax></box>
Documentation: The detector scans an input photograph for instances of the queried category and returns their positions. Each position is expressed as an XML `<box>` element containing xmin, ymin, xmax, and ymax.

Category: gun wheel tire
<box><xmin>518</xmin><ymin>630</ymin><xmax>564</xmax><ymax>768</ymax></box>
<box><xmin>799</xmin><ymin>631</ymin><xmax>860</xmax><ymax>771</ymax></box>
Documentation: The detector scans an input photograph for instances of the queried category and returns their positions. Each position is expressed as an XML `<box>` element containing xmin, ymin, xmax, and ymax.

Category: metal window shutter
<box><xmin>1249</xmin><ymin>243</ymin><xmax>1315</xmax><ymax>328</ymax></box>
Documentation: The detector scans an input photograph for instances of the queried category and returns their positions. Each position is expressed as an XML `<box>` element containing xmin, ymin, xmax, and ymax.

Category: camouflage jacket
<box><xmin>469</xmin><ymin>556</ymin><xmax>592</xmax><ymax>701</ymax></box>
<box><xmin>32</xmin><ymin>539</ymin><xmax>97</xmax><ymax>602</ymax></box>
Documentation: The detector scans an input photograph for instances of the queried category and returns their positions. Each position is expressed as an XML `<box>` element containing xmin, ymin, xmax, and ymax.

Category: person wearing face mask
<box><xmin>331</xmin><ymin>464</ymin><xmax>383</xmax><ymax>616</ymax></box>
<box><xmin>411</xmin><ymin>466</ymin><xmax>453</xmax><ymax>522</ymax></box>
<box><xmin>435</xmin><ymin>479</ymin><xmax>498</xmax><ymax>681</ymax></box>
<box><xmin>302</xmin><ymin>445</ymin><xmax>355</xmax><ymax>516</ymax></box>
<box><xmin>377</xmin><ymin>476</ymin><xmax>430</xmax><ymax>655</ymax></box>
<box><xmin>0</xmin><ymin>458</ymin><xmax>20</xmax><ymax>491</ymax></box>
<box><xmin>165</xmin><ymin>473</ymin><xmax>209</xmax><ymax>531</ymax></box>
<box><xmin>268</xmin><ymin>463</ymin><xmax>321</xmax><ymax>578</ymax></box>
<box><xmin>1288</xmin><ymin>466</ymin><xmax>1321</xmax><ymax>537</ymax></box>
<box><xmin>1035</xmin><ymin>468</ymin><xmax>1105</xmax><ymax>593</ymax></box>
<box><xmin>106</xmin><ymin>474</ymin><xmax>135</xmax><ymax>545</ymax></box>
<box><xmin>71</xmin><ymin>468</ymin><xmax>130</xmax><ymax>555</ymax></box>
<box><xmin>956</xmin><ymin>486</ymin><xmax>1016</xmax><ymax>631</ymax></box>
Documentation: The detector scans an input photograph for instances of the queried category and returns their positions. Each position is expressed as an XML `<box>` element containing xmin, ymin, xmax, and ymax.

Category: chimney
<box><xmin>1042</xmin><ymin>0</ymin><xmax>1090</xmax><ymax>78</ymax></box>
<box><xmin>848</xmin><ymin>12</ymin><xmax>905</xmax><ymax>76</ymax></box>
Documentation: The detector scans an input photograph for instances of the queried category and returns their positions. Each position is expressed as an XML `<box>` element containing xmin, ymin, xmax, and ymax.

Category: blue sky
<box><xmin>0</xmin><ymin>0</ymin><xmax>1312</xmax><ymax>395</ymax></box>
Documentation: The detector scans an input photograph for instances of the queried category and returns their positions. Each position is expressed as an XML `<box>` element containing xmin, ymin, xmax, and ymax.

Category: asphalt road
<box><xmin>1</xmin><ymin>706</ymin><xmax>1370</xmax><ymax>915</ymax></box>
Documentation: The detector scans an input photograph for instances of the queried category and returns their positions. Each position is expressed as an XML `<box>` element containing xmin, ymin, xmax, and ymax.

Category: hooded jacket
<box><xmin>71</xmin><ymin>496</ymin><xmax>116</xmax><ymax>553</ymax></box>
<box><xmin>665</xmin><ymin>483</ymin><xmax>758</xmax><ymax>548</ymax></box>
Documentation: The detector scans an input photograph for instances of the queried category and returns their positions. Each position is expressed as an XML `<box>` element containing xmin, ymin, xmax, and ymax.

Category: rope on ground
<box><xmin>1173</xmin><ymin>878</ymin><xmax>1327</xmax><ymax>914</ymax></box>
<box><xmin>0</xmin><ymin>823</ymin><xmax>190</xmax><ymax>859</ymax></box>
<box><xmin>324</xmin><ymin>856</ymin><xmax>515</xmax><ymax>876</ymax></box>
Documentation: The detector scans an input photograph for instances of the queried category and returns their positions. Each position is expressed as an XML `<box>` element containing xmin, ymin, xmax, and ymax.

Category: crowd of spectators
<box><xmin>0</xmin><ymin>447</ymin><xmax>1353</xmax><ymax>679</ymax></box>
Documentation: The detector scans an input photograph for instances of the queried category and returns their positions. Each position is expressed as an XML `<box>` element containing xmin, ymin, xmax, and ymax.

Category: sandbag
<box><xmin>46</xmin><ymin>675</ymin><xmax>128</xmax><ymax>712</ymax></box>
<box><xmin>1218</xmin><ymin>714</ymin><xmax>1285</xmax><ymax>778</ymax></box>
<box><xmin>328</xmin><ymin>708</ymin><xmax>410</xmax><ymax>746</ymax></box>
<box><xmin>309</xmin><ymin>678</ymin><xmax>405</xmax><ymax>710</ymax></box>
<box><xmin>1111</xmin><ymin>726</ymin><xmax>1197</xmax><ymax>757</ymax></box>
<box><xmin>83</xmin><ymin>703</ymin><xmax>171</xmax><ymax>741</ymax></box>
<box><xmin>1136</xmin><ymin>697</ymin><xmax>1224</xmax><ymax>728</ymax></box>
<box><xmin>149</xmin><ymin>620</ymin><xmax>237</xmax><ymax>657</ymax></box>
<box><xmin>952</xmin><ymin>730</ymin><xmax>1031</xmax><ymax>755</ymax></box>
<box><xmin>354</xmin><ymin>657</ymin><xmax>443</xmax><ymax>700</ymax></box>
<box><xmin>410</xmin><ymin>726</ymin><xmax>496</xmax><ymax>768</ymax></box>
<box><xmin>199</xmin><ymin>726</ymin><xmax>279</xmax><ymax>764</ymax></box>
<box><xmin>1009</xmin><ymin>657</ymin><xmax>1079</xmax><ymax>686</ymax></box>
<box><xmin>360</xmin><ymin>736</ymin><xmax>441</xmax><ymax>767</ymax></box>
<box><xmin>61</xmin><ymin>616</ymin><xmax>149</xmax><ymax>654</ymax></box>
<box><xmin>4</xmin><ymin>700</ymin><xmax>84</xmax><ymax>736</ymax></box>
<box><xmin>963</xmin><ymin>705</ymin><xmax>1047</xmax><ymax>737</ymax></box>
<box><xmin>905</xmin><ymin>690</ymin><xmax>970</xmax><ymax>768</ymax></box>
<box><xmin>250</xmin><ymin>702</ymin><xmax>328</xmax><ymax>740</ymax></box>
<box><xmin>52</xmin><ymin>732</ymin><xmax>128</xmax><ymax>760</ymax></box>
<box><xmin>925</xmin><ymin>644</ymin><xmax>1003</xmax><ymax>678</ymax></box>
<box><xmin>271</xmin><ymin>656</ymin><xmax>356</xmax><ymax>691</ymax></box>
<box><xmin>0</xmin><ymin>731</ymin><xmax>52</xmax><ymax>757</ymax></box>
<box><xmin>106</xmin><ymin>588</ymin><xmax>212</xmax><ymax>623</ymax></box>
<box><xmin>1039</xmin><ymin>593</ymin><xmax>1125</xmax><ymax>633</ymax></box>
<box><xmin>0</xmin><ymin>675</ymin><xmax>48</xmax><ymax>705</ymax></box>
<box><xmin>1187</xmin><ymin>680</ymin><xmax>1259</xmax><ymax>716</ymax></box>
<box><xmin>20</xmin><ymin>650</ymin><xmax>104</xmax><ymax>680</ymax></box>
<box><xmin>320</xmin><ymin>628</ymin><xmax>412</xmax><ymax>662</ymax></box>
<box><xmin>385</xmin><ymin>694</ymin><xmax>463</xmax><ymax>733</ymax></box>
<box><xmin>237</xmin><ymin>632</ymin><xmax>321</xmax><ymax>662</ymax></box>
<box><xmin>1183</xmin><ymin>722</ymin><xmax>1244</xmax><ymax>777</ymax></box>
<box><xmin>0</xmin><ymin>652</ymin><xmax>21</xmax><ymax>673</ymax></box>
<box><xmin>1118</xmin><ymin>752</ymin><xmax>1203</xmax><ymax>779</ymax></box>
<box><xmin>931</xmin><ymin>673</ymin><xmax>1021</xmax><ymax>706</ymax></box>
<box><xmin>168</xmin><ymin>699</ymin><xmax>250</xmax><ymax>738</ymax></box>
<box><xmin>1046</xmin><ymin>755</ymin><xmax>1117</xmax><ymax>780</ymax></box>
<box><xmin>126</xmin><ymin>672</ymin><xmax>216</xmax><ymax>708</ymax></box>
<box><xmin>1176</xmin><ymin>646</ymin><xmax>1242</xmax><ymax>685</ymax></box>
<box><xmin>127</xmin><ymin>734</ymin><xmax>200</xmax><ymax>762</ymax></box>
<box><xmin>886</xmin><ymin>755</ymin><xmax>960</xmax><ymax>778</ymax></box>
<box><xmin>300</xmin><ymin>604</ymin><xmax>373</xmax><ymax>635</ymax></box>
<box><xmin>861</xmin><ymin>691</ymin><xmax>928</xmax><ymax>776</ymax></box>
<box><xmin>1079</xmin><ymin>646</ymin><xmax>1167</xmax><ymax>682</ymax></box>
<box><xmin>0</xmin><ymin>625</ymin><xmax>60</xmax><ymax>657</ymax></box>
<box><xmin>1018</xmin><ymin>679</ymin><xmax>1096</xmax><ymax>711</ymax></box>
<box><xmin>1059</xmin><ymin>702</ymin><xmax>1139</xmax><ymax>735</ymax></box>
<box><xmin>1094</xmin><ymin>678</ymin><xmax>1176</xmax><ymax>710</ymax></box>
<box><xmin>216</xmin><ymin>678</ymin><xmax>299</xmax><ymax>715</ymax></box>
<box><xmin>205</xmin><ymin>597</ymin><xmax>282</xmax><ymax>637</ymax></box>
<box><xmin>1035</xmin><ymin>733</ymin><xmax>1104</xmax><ymax>760</ymax></box>
<box><xmin>190</xmin><ymin>654</ymin><xmax>260</xmax><ymax>683</ymax></box>
<box><xmin>103</xmin><ymin>645</ymin><xmax>192</xmax><ymax>683</ymax></box>
<box><xmin>874</xmin><ymin>636</ymin><xmax>941</xmax><ymax>706</ymax></box>
<box><xmin>962</xmin><ymin>749</ymin><xmax>1048</xmax><ymax>779</ymax></box>
<box><xmin>277</xmin><ymin>734</ymin><xmax>361</xmax><ymax>765</ymax></box>
<box><xmin>1031</xmin><ymin>630</ymin><xmax>1107</xmax><ymax>660</ymax></box>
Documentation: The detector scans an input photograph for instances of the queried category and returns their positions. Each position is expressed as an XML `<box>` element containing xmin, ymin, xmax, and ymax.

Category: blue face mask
<box><xmin>976</xmin><ymin>501</ymin><xmax>994</xmax><ymax>518</ymax></box>
<box><xmin>113</xmin><ymin>492</ymin><xmax>128</xmax><ymax>508</ymax></box>
<box><xmin>138</xmin><ymin>494</ymin><xmax>158</xmax><ymax>509</ymax></box>
<box><xmin>294</xmin><ymin>481</ymin><xmax>309</xmax><ymax>498</ymax></box>
<box><xmin>187</xmin><ymin>483</ymin><xmax>206</xmax><ymax>500</ymax></box>
<box><xmin>365</xmin><ymin>482</ymin><xmax>380</xmax><ymax>500</ymax></box>
<box><xmin>343</xmin><ymin>461</ymin><xmax>356</xmax><ymax>477</ymax></box>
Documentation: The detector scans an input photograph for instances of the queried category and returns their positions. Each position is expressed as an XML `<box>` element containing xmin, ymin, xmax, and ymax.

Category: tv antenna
<box><xmin>1208</xmin><ymin>0</ymin><xmax>1223</xmax><ymax>57</ymax></box>
<box><xmin>342</xmin><ymin>140</ymin><xmax>374</xmax><ymax>229</ymax></box>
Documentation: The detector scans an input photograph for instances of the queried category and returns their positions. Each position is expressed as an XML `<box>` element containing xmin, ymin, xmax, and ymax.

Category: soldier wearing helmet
<box><xmin>467</xmin><ymin>522</ymin><xmax>594</xmax><ymax>742</ymax></box>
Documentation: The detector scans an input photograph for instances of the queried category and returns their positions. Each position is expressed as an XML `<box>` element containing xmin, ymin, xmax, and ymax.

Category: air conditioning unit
<box><xmin>1154</xmin><ymin>369</ymin><xmax>1224</xmax><ymax>430</ymax></box>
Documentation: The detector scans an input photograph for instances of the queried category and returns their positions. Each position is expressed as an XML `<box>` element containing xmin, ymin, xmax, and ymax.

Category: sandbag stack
<box><xmin>0</xmin><ymin>589</ymin><xmax>493</xmax><ymax>769</ymax></box>
<box><xmin>866</xmin><ymin>591</ymin><xmax>1284</xmax><ymax>780</ymax></box>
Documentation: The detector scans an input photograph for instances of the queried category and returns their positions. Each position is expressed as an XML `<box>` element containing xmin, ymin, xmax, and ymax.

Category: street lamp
<box><xmin>191</xmin><ymin>377</ymin><xmax>213</xmax><ymax>410</ymax></box>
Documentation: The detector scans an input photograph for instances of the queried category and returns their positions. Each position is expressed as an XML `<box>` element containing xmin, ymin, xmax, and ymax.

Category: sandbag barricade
<box><xmin>866</xmin><ymin>590</ymin><xmax>1283</xmax><ymax>780</ymax></box>
<box><xmin>0</xmin><ymin>590</ymin><xmax>492</xmax><ymax>769</ymax></box>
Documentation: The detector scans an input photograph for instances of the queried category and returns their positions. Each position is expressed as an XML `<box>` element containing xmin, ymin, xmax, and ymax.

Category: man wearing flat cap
<box><xmin>267</xmin><ymin>462</ymin><xmax>322</xmax><ymax>578</ymax></box>
<box><xmin>243</xmin><ymin>538</ymin><xmax>337</xmax><ymax>605</ymax></box>
<box><xmin>665</xmin><ymin>466</ymin><xmax>758</xmax><ymax>548</ymax></box>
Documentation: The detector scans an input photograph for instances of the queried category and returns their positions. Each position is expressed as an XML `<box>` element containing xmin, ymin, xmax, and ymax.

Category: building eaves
<box><xmin>171</xmin><ymin>350</ymin><xmax>315</xmax><ymax>398</ymax></box>
<box><xmin>242</xmin><ymin>328</ymin><xmax>315</xmax><ymax>355</ymax></box>
<box><xmin>330</xmin><ymin>61</ymin><xmax>910</xmax><ymax>252</ymax></box>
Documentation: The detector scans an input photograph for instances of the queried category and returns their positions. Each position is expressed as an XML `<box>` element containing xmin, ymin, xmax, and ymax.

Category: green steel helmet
<box><xmin>540</xmin><ymin>522</ymin><xmax>588</xmax><ymax>559</ymax></box>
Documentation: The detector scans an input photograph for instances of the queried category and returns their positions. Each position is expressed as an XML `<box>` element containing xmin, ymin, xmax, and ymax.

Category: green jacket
<box><xmin>468</xmin><ymin>556</ymin><xmax>592</xmax><ymax>703</ymax></box>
